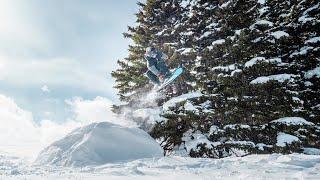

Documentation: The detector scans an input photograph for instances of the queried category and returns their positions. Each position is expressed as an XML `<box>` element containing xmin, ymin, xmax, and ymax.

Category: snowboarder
<box><xmin>144</xmin><ymin>47</ymin><xmax>171</xmax><ymax>86</ymax></box>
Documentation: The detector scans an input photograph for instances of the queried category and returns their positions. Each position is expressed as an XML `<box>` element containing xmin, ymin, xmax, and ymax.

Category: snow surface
<box><xmin>250</xmin><ymin>74</ymin><xmax>298</xmax><ymax>84</ymax></box>
<box><xmin>270</xmin><ymin>31</ymin><xmax>289</xmax><ymax>39</ymax></box>
<box><xmin>184</xmin><ymin>101</ymin><xmax>197</xmax><ymax>111</ymax></box>
<box><xmin>276</xmin><ymin>132</ymin><xmax>300</xmax><ymax>147</ymax></box>
<box><xmin>1</xmin><ymin>153</ymin><xmax>319</xmax><ymax>179</ymax></box>
<box><xmin>298</xmin><ymin>3</ymin><xmax>319</xmax><ymax>24</ymax></box>
<box><xmin>290</xmin><ymin>46</ymin><xmax>314</xmax><ymax>57</ymax></box>
<box><xmin>211</xmin><ymin>39</ymin><xmax>225</xmax><ymax>46</ymax></box>
<box><xmin>220</xmin><ymin>1</ymin><xmax>231</xmax><ymax>8</ymax></box>
<box><xmin>271</xmin><ymin>117</ymin><xmax>314</xmax><ymax>126</ymax></box>
<box><xmin>304</xmin><ymin>148</ymin><xmax>320</xmax><ymax>155</ymax></box>
<box><xmin>231</xmin><ymin>69</ymin><xmax>242</xmax><ymax>76</ymax></box>
<box><xmin>180</xmin><ymin>48</ymin><xmax>194</xmax><ymax>55</ymax></box>
<box><xmin>163</xmin><ymin>91</ymin><xmax>202</xmax><ymax>110</ymax></box>
<box><xmin>250</xmin><ymin>20</ymin><xmax>274</xmax><ymax>30</ymax></box>
<box><xmin>212</xmin><ymin>64</ymin><xmax>236</xmax><ymax>71</ymax></box>
<box><xmin>305</xmin><ymin>36</ymin><xmax>320</xmax><ymax>44</ymax></box>
<box><xmin>244</xmin><ymin>57</ymin><xmax>282</xmax><ymax>67</ymax></box>
<box><xmin>254</xmin><ymin>20</ymin><xmax>273</xmax><ymax>26</ymax></box>
<box><xmin>305</xmin><ymin>67</ymin><xmax>320</xmax><ymax>79</ymax></box>
<box><xmin>35</xmin><ymin>122</ymin><xmax>163</xmax><ymax>166</ymax></box>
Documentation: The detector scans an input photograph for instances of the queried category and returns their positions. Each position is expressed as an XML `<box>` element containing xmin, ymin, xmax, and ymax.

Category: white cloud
<box><xmin>0</xmin><ymin>94</ymin><xmax>44</xmax><ymax>157</ymax></box>
<box><xmin>0</xmin><ymin>94</ymin><xmax>39</xmax><ymax>145</ymax></box>
<box><xmin>0</xmin><ymin>93</ymin><xmax>132</xmax><ymax>159</ymax></box>
<box><xmin>0</xmin><ymin>94</ymin><xmax>84</xmax><ymax>159</ymax></box>
<box><xmin>41</xmin><ymin>85</ymin><xmax>50</xmax><ymax>93</ymax></box>
<box><xmin>66</xmin><ymin>96</ymin><xmax>134</xmax><ymax>127</ymax></box>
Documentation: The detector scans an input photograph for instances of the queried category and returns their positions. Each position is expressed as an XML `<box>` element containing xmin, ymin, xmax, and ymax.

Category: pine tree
<box><xmin>149</xmin><ymin>0</ymin><xmax>320</xmax><ymax>157</ymax></box>
<box><xmin>113</xmin><ymin>0</ymin><xmax>320</xmax><ymax>157</ymax></box>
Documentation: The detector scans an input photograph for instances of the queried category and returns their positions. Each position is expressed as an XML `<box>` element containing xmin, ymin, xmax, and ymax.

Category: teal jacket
<box><xmin>144</xmin><ymin>50</ymin><xmax>168</xmax><ymax>76</ymax></box>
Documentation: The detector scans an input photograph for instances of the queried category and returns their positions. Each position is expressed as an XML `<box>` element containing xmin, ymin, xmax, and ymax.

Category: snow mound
<box><xmin>34</xmin><ymin>122</ymin><xmax>163</xmax><ymax>167</ymax></box>
<box><xmin>271</xmin><ymin>117</ymin><xmax>314</xmax><ymax>126</ymax></box>
<box><xmin>276</xmin><ymin>132</ymin><xmax>300</xmax><ymax>147</ymax></box>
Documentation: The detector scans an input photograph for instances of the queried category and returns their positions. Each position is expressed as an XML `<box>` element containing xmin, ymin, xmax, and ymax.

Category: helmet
<box><xmin>145</xmin><ymin>47</ymin><xmax>157</xmax><ymax>58</ymax></box>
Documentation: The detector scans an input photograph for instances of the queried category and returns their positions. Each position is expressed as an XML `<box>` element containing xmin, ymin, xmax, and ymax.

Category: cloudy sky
<box><xmin>0</xmin><ymin>0</ymin><xmax>140</xmax><ymax>157</ymax></box>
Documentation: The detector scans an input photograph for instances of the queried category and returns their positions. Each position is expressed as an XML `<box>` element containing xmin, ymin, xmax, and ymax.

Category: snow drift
<box><xmin>34</xmin><ymin>122</ymin><xmax>163</xmax><ymax>167</ymax></box>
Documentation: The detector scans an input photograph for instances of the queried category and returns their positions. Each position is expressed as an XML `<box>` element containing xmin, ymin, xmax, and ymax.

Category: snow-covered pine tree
<box><xmin>112</xmin><ymin>0</ymin><xmax>319</xmax><ymax>158</ymax></box>
<box><xmin>150</xmin><ymin>0</ymin><xmax>320</xmax><ymax>157</ymax></box>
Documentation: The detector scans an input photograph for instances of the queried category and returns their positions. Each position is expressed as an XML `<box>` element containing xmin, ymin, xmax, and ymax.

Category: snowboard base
<box><xmin>157</xmin><ymin>67</ymin><xmax>183</xmax><ymax>92</ymax></box>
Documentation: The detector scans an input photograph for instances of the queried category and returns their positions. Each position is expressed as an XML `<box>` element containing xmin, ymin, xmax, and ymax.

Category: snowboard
<box><xmin>157</xmin><ymin>67</ymin><xmax>183</xmax><ymax>92</ymax></box>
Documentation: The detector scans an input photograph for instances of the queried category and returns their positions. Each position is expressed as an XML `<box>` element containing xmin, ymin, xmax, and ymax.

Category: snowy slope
<box><xmin>34</xmin><ymin>122</ymin><xmax>163</xmax><ymax>166</ymax></box>
<box><xmin>1</xmin><ymin>153</ymin><xmax>319</xmax><ymax>179</ymax></box>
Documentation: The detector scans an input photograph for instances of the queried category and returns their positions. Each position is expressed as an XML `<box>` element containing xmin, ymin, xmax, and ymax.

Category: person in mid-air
<box><xmin>144</xmin><ymin>47</ymin><xmax>171</xmax><ymax>85</ymax></box>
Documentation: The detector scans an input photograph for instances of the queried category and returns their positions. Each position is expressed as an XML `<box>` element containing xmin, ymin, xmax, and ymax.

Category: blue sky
<box><xmin>0</xmin><ymin>0</ymin><xmax>140</xmax><ymax>122</ymax></box>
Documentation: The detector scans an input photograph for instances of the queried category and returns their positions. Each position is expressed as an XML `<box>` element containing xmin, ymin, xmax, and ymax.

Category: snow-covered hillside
<box><xmin>1</xmin><ymin>153</ymin><xmax>319</xmax><ymax>179</ymax></box>
<box><xmin>35</xmin><ymin>122</ymin><xmax>163</xmax><ymax>166</ymax></box>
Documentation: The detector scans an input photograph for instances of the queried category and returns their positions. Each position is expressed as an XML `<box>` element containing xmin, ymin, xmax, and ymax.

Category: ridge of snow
<box><xmin>250</xmin><ymin>74</ymin><xmax>298</xmax><ymax>84</ymax></box>
<box><xmin>184</xmin><ymin>101</ymin><xmax>197</xmax><ymax>111</ymax></box>
<box><xmin>231</xmin><ymin>69</ymin><xmax>242</xmax><ymax>76</ymax></box>
<box><xmin>276</xmin><ymin>132</ymin><xmax>300</xmax><ymax>147</ymax></box>
<box><xmin>298</xmin><ymin>3</ymin><xmax>319</xmax><ymax>24</ymax></box>
<box><xmin>250</xmin><ymin>20</ymin><xmax>273</xmax><ymax>29</ymax></box>
<box><xmin>212</xmin><ymin>39</ymin><xmax>225</xmax><ymax>46</ymax></box>
<box><xmin>199</xmin><ymin>31</ymin><xmax>211</xmax><ymax>39</ymax></box>
<box><xmin>290</xmin><ymin>46</ymin><xmax>314</xmax><ymax>57</ymax></box>
<box><xmin>224</xmin><ymin>124</ymin><xmax>250</xmax><ymax>130</ymax></box>
<box><xmin>212</xmin><ymin>64</ymin><xmax>236</xmax><ymax>71</ymax></box>
<box><xmin>180</xmin><ymin>48</ymin><xmax>194</xmax><ymax>55</ymax></box>
<box><xmin>303</xmin><ymin>3</ymin><xmax>319</xmax><ymax>16</ymax></box>
<box><xmin>298</xmin><ymin>16</ymin><xmax>315</xmax><ymax>24</ymax></box>
<box><xmin>225</xmin><ymin>140</ymin><xmax>255</xmax><ymax>146</ymax></box>
<box><xmin>245</xmin><ymin>57</ymin><xmax>282</xmax><ymax>67</ymax></box>
<box><xmin>163</xmin><ymin>91</ymin><xmax>202</xmax><ymax>110</ymax></box>
<box><xmin>271</xmin><ymin>117</ymin><xmax>314</xmax><ymax>126</ymax></box>
<box><xmin>270</xmin><ymin>31</ymin><xmax>289</xmax><ymax>39</ymax></box>
<box><xmin>220</xmin><ymin>1</ymin><xmax>231</xmax><ymax>8</ymax></box>
<box><xmin>305</xmin><ymin>37</ymin><xmax>320</xmax><ymax>44</ymax></box>
<box><xmin>305</xmin><ymin>67</ymin><xmax>320</xmax><ymax>79</ymax></box>
<box><xmin>245</xmin><ymin>57</ymin><xmax>265</xmax><ymax>67</ymax></box>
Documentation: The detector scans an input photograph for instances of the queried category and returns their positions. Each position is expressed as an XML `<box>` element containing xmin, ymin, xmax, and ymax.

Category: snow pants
<box><xmin>145</xmin><ymin>59</ymin><xmax>171</xmax><ymax>85</ymax></box>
